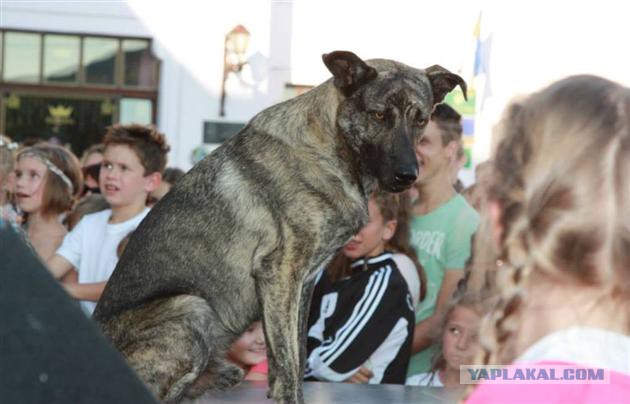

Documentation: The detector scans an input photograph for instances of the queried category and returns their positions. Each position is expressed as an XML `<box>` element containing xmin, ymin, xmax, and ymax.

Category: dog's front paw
<box><xmin>266</xmin><ymin>377</ymin><xmax>280</xmax><ymax>400</ymax></box>
<box><xmin>267</xmin><ymin>382</ymin><xmax>304</xmax><ymax>404</ymax></box>
<box><xmin>184</xmin><ymin>369</ymin><xmax>213</xmax><ymax>399</ymax></box>
<box><xmin>213</xmin><ymin>362</ymin><xmax>245</xmax><ymax>391</ymax></box>
<box><xmin>273</xmin><ymin>393</ymin><xmax>305</xmax><ymax>404</ymax></box>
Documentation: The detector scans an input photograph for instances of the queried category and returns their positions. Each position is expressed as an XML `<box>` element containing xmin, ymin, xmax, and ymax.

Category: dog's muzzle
<box><xmin>393</xmin><ymin>169</ymin><xmax>418</xmax><ymax>188</ymax></box>
<box><xmin>387</xmin><ymin>168</ymin><xmax>417</xmax><ymax>192</ymax></box>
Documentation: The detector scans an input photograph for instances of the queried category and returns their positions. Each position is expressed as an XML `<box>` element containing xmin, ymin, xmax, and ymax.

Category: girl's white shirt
<box><xmin>517</xmin><ymin>326</ymin><xmax>630</xmax><ymax>375</ymax></box>
<box><xmin>392</xmin><ymin>253</ymin><xmax>420</xmax><ymax>307</ymax></box>
<box><xmin>406</xmin><ymin>371</ymin><xmax>444</xmax><ymax>387</ymax></box>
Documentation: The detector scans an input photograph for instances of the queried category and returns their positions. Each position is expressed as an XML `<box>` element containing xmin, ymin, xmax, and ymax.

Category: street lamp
<box><xmin>219</xmin><ymin>25</ymin><xmax>250</xmax><ymax>117</ymax></box>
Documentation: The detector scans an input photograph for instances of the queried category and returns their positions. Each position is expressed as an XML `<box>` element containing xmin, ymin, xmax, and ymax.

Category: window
<box><xmin>119</xmin><ymin>98</ymin><xmax>152</xmax><ymax>124</ymax></box>
<box><xmin>4</xmin><ymin>32</ymin><xmax>41</xmax><ymax>83</ymax></box>
<box><xmin>1</xmin><ymin>31</ymin><xmax>158</xmax><ymax>88</ymax></box>
<box><xmin>123</xmin><ymin>39</ymin><xmax>156</xmax><ymax>87</ymax></box>
<box><xmin>83</xmin><ymin>37</ymin><xmax>118</xmax><ymax>85</ymax></box>
<box><xmin>44</xmin><ymin>34</ymin><xmax>80</xmax><ymax>83</ymax></box>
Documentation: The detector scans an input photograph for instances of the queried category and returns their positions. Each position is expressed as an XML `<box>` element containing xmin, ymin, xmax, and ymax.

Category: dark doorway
<box><xmin>3</xmin><ymin>92</ymin><xmax>116</xmax><ymax>157</ymax></box>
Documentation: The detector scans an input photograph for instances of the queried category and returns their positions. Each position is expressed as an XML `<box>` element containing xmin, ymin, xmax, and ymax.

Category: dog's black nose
<box><xmin>394</xmin><ymin>170</ymin><xmax>417</xmax><ymax>186</ymax></box>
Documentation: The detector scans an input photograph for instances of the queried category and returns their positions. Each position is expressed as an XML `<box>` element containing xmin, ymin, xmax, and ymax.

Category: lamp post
<box><xmin>219</xmin><ymin>25</ymin><xmax>250</xmax><ymax>117</ymax></box>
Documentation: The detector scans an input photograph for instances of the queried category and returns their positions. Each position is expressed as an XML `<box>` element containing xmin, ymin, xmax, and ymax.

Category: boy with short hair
<box><xmin>48</xmin><ymin>124</ymin><xmax>170</xmax><ymax>315</ymax></box>
<box><xmin>406</xmin><ymin>104</ymin><xmax>480</xmax><ymax>381</ymax></box>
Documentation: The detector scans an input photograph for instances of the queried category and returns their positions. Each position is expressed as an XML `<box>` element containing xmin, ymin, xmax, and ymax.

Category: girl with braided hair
<box><xmin>466</xmin><ymin>75</ymin><xmax>630</xmax><ymax>403</ymax></box>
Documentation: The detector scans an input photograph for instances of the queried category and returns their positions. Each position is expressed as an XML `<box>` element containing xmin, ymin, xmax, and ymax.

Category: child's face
<box><xmin>415</xmin><ymin>121</ymin><xmax>452</xmax><ymax>186</ymax></box>
<box><xmin>229</xmin><ymin>321</ymin><xmax>266</xmax><ymax>367</ymax></box>
<box><xmin>442</xmin><ymin>305</ymin><xmax>480</xmax><ymax>371</ymax></box>
<box><xmin>100</xmin><ymin>145</ymin><xmax>153</xmax><ymax>208</ymax></box>
<box><xmin>14</xmin><ymin>156</ymin><xmax>47</xmax><ymax>213</ymax></box>
<box><xmin>343</xmin><ymin>198</ymin><xmax>395</xmax><ymax>260</ymax></box>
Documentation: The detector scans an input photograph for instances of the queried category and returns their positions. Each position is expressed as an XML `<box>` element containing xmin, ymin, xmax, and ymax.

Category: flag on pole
<box><xmin>445</xmin><ymin>11</ymin><xmax>492</xmax><ymax>172</ymax></box>
<box><xmin>474</xmin><ymin>12</ymin><xmax>492</xmax><ymax>110</ymax></box>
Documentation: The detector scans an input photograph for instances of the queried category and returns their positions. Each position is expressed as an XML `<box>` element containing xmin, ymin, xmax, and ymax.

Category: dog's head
<box><xmin>323</xmin><ymin>50</ymin><xmax>466</xmax><ymax>193</ymax></box>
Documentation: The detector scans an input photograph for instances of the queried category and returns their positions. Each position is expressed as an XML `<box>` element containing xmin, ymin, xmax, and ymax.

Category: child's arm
<box><xmin>63</xmin><ymin>281</ymin><xmax>107</xmax><ymax>302</ymax></box>
<box><xmin>60</xmin><ymin>269</ymin><xmax>78</xmax><ymax>284</ymax></box>
<box><xmin>47</xmin><ymin>255</ymin><xmax>75</xmax><ymax>280</ymax></box>
<box><xmin>345</xmin><ymin>366</ymin><xmax>374</xmax><ymax>383</ymax></box>
<box><xmin>48</xmin><ymin>216</ymin><xmax>87</xmax><ymax>280</ymax></box>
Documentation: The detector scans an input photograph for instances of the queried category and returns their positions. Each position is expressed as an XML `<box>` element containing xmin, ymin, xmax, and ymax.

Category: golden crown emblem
<box><xmin>46</xmin><ymin>104</ymin><xmax>75</xmax><ymax>129</ymax></box>
<box><xmin>48</xmin><ymin>104</ymin><xmax>73</xmax><ymax>119</ymax></box>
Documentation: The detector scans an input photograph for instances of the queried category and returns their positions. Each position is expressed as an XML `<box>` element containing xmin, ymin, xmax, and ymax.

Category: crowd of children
<box><xmin>1</xmin><ymin>73</ymin><xmax>628</xmax><ymax>402</ymax></box>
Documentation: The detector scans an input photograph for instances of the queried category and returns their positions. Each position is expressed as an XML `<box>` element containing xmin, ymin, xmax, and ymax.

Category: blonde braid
<box><xmin>606</xmin><ymin>90</ymin><xmax>630</xmax><ymax>318</ymax></box>
<box><xmin>464</xmin><ymin>96</ymin><xmax>549</xmax><ymax>400</ymax></box>
<box><xmin>472</xmin><ymin>99</ymin><xmax>531</xmax><ymax>367</ymax></box>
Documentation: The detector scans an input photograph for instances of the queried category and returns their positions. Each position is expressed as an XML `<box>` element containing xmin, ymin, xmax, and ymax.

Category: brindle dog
<box><xmin>93</xmin><ymin>51</ymin><xmax>465</xmax><ymax>403</ymax></box>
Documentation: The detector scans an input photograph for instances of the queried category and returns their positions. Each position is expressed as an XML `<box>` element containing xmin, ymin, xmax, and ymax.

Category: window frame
<box><xmin>42</xmin><ymin>33</ymin><xmax>82</xmax><ymax>86</ymax></box>
<box><xmin>81</xmin><ymin>35</ymin><xmax>121</xmax><ymax>89</ymax></box>
<box><xmin>2</xmin><ymin>31</ymin><xmax>43</xmax><ymax>84</ymax></box>
<box><xmin>0</xmin><ymin>28</ymin><xmax>160</xmax><ymax>91</ymax></box>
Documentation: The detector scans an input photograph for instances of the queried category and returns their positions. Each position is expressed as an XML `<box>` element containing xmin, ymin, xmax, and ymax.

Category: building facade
<box><xmin>1</xmin><ymin>1</ymin><xmax>292</xmax><ymax>169</ymax></box>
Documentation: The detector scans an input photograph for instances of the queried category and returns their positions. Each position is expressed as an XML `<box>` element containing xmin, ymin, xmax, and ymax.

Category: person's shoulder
<box><xmin>384</xmin><ymin>254</ymin><xmax>415</xmax><ymax>289</ymax></box>
<box><xmin>453</xmin><ymin>193</ymin><xmax>479</xmax><ymax>215</ymax></box>
<box><xmin>391</xmin><ymin>253</ymin><xmax>417</xmax><ymax>276</ymax></box>
<box><xmin>449</xmin><ymin>194</ymin><xmax>481</xmax><ymax>227</ymax></box>
<box><xmin>87</xmin><ymin>208</ymin><xmax>112</xmax><ymax>221</ymax></box>
<box><xmin>113</xmin><ymin>207</ymin><xmax>150</xmax><ymax>227</ymax></box>
<box><xmin>407</xmin><ymin>371</ymin><xmax>442</xmax><ymax>387</ymax></box>
<box><xmin>134</xmin><ymin>207</ymin><xmax>151</xmax><ymax>221</ymax></box>
<box><xmin>391</xmin><ymin>253</ymin><xmax>420</xmax><ymax>302</ymax></box>
<box><xmin>77</xmin><ymin>209</ymin><xmax>112</xmax><ymax>228</ymax></box>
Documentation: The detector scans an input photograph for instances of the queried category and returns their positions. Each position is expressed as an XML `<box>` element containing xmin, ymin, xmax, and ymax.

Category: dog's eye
<box><xmin>416</xmin><ymin>118</ymin><xmax>427</xmax><ymax>127</ymax></box>
<box><xmin>372</xmin><ymin>111</ymin><xmax>385</xmax><ymax>120</ymax></box>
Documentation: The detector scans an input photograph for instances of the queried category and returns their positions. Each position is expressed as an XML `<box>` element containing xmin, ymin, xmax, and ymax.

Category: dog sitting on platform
<box><xmin>93</xmin><ymin>50</ymin><xmax>466</xmax><ymax>403</ymax></box>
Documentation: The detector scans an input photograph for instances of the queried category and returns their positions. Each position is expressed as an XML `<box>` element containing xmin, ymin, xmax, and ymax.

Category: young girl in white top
<box><xmin>407</xmin><ymin>291</ymin><xmax>483</xmax><ymax>387</ymax></box>
<box><xmin>14</xmin><ymin>143</ymin><xmax>82</xmax><ymax>261</ymax></box>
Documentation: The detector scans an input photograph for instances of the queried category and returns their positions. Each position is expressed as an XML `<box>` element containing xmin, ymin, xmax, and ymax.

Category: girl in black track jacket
<box><xmin>305</xmin><ymin>191</ymin><xmax>423</xmax><ymax>384</ymax></box>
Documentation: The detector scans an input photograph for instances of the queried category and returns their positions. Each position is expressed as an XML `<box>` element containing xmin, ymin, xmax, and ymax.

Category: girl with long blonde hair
<box><xmin>466</xmin><ymin>75</ymin><xmax>630</xmax><ymax>403</ymax></box>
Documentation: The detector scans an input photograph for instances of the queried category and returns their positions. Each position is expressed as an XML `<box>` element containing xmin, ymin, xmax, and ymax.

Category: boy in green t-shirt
<box><xmin>407</xmin><ymin>104</ymin><xmax>480</xmax><ymax>380</ymax></box>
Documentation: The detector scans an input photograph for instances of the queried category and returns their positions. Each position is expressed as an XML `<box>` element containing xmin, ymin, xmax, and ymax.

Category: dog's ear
<box><xmin>322</xmin><ymin>51</ymin><xmax>378</xmax><ymax>97</ymax></box>
<box><xmin>425</xmin><ymin>65</ymin><xmax>468</xmax><ymax>104</ymax></box>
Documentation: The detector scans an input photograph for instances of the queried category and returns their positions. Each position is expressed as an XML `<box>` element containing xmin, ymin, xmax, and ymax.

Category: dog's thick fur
<box><xmin>93</xmin><ymin>51</ymin><xmax>465</xmax><ymax>403</ymax></box>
